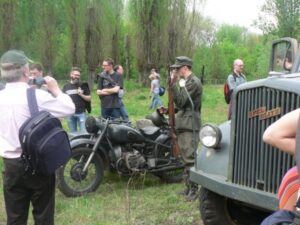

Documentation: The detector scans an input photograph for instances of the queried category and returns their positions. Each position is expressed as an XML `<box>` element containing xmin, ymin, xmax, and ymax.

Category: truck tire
<box><xmin>199</xmin><ymin>188</ymin><xmax>268</xmax><ymax>225</ymax></box>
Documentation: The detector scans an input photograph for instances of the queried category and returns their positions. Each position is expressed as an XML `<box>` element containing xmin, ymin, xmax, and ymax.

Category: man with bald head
<box><xmin>227</xmin><ymin>58</ymin><xmax>247</xmax><ymax>119</ymax></box>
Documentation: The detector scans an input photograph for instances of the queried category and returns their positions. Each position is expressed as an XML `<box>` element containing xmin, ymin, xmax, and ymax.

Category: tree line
<box><xmin>0</xmin><ymin>0</ymin><xmax>299</xmax><ymax>88</ymax></box>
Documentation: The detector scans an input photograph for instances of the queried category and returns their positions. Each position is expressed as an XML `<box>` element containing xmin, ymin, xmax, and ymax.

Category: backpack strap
<box><xmin>26</xmin><ymin>88</ymin><xmax>39</xmax><ymax>116</ymax></box>
<box><xmin>232</xmin><ymin>73</ymin><xmax>237</xmax><ymax>82</ymax></box>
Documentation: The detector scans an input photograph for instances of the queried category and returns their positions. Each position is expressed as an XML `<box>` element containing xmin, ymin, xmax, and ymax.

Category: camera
<box><xmin>29</xmin><ymin>77</ymin><xmax>46</xmax><ymax>87</ymax></box>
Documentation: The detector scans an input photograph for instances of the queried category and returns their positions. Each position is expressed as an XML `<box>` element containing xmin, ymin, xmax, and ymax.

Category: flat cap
<box><xmin>170</xmin><ymin>56</ymin><xmax>193</xmax><ymax>68</ymax></box>
<box><xmin>0</xmin><ymin>50</ymin><xmax>32</xmax><ymax>70</ymax></box>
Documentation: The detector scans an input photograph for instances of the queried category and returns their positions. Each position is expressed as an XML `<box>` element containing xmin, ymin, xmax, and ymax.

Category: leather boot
<box><xmin>177</xmin><ymin>167</ymin><xmax>190</xmax><ymax>196</ymax></box>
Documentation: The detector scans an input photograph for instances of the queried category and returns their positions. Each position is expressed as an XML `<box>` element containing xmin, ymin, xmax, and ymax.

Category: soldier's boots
<box><xmin>177</xmin><ymin>179</ymin><xmax>199</xmax><ymax>201</ymax></box>
<box><xmin>177</xmin><ymin>186</ymin><xmax>189</xmax><ymax>196</ymax></box>
<box><xmin>177</xmin><ymin>167</ymin><xmax>199</xmax><ymax>201</ymax></box>
<box><xmin>185</xmin><ymin>183</ymin><xmax>199</xmax><ymax>202</ymax></box>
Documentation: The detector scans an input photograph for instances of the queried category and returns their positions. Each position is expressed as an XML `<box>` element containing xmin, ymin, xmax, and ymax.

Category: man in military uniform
<box><xmin>170</xmin><ymin>56</ymin><xmax>202</xmax><ymax>201</ymax></box>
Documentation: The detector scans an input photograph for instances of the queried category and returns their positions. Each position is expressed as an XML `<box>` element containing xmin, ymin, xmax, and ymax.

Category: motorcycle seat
<box><xmin>139</xmin><ymin>126</ymin><xmax>160</xmax><ymax>137</ymax></box>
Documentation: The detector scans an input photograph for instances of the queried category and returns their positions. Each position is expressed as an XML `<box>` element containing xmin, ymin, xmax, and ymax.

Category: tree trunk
<box><xmin>87</xmin><ymin>69</ymin><xmax>95</xmax><ymax>92</ymax></box>
<box><xmin>124</xmin><ymin>34</ymin><xmax>130</xmax><ymax>80</ymax></box>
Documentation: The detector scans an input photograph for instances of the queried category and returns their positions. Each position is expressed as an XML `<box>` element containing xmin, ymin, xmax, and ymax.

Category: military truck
<box><xmin>190</xmin><ymin>37</ymin><xmax>300</xmax><ymax>225</ymax></box>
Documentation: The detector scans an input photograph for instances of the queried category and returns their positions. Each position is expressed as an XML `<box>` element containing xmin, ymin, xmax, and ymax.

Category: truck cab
<box><xmin>190</xmin><ymin>37</ymin><xmax>300</xmax><ymax>225</ymax></box>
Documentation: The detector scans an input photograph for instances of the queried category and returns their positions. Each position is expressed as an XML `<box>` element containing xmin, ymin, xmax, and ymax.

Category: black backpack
<box><xmin>159</xmin><ymin>86</ymin><xmax>165</xmax><ymax>96</ymax></box>
<box><xmin>19</xmin><ymin>88</ymin><xmax>71</xmax><ymax>175</ymax></box>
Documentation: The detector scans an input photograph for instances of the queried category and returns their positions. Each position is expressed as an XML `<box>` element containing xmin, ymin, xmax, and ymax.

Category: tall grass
<box><xmin>0</xmin><ymin>82</ymin><xmax>227</xmax><ymax>225</ymax></box>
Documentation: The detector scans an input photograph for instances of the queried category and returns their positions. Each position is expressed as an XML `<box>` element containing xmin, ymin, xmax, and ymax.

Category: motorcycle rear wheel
<box><xmin>153</xmin><ymin>138</ymin><xmax>184</xmax><ymax>183</ymax></box>
<box><xmin>154</xmin><ymin>167</ymin><xmax>184</xmax><ymax>183</ymax></box>
<box><xmin>57</xmin><ymin>146</ymin><xmax>104</xmax><ymax>197</ymax></box>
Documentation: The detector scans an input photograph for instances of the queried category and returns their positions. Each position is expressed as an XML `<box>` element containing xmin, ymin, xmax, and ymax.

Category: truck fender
<box><xmin>196</xmin><ymin>121</ymin><xmax>231</xmax><ymax>178</ymax></box>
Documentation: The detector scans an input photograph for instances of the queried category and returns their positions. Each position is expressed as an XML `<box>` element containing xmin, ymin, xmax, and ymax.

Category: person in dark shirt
<box><xmin>97</xmin><ymin>58</ymin><xmax>122</xmax><ymax>119</ymax></box>
<box><xmin>63</xmin><ymin>67</ymin><xmax>91</xmax><ymax>133</ymax></box>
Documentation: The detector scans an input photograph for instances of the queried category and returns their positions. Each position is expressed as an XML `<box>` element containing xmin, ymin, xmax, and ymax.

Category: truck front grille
<box><xmin>232</xmin><ymin>87</ymin><xmax>299</xmax><ymax>193</ymax></box>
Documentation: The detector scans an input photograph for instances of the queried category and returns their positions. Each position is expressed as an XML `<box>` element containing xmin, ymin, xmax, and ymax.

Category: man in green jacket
<box><xmin>170</xmin><ymin>56</ymin><xmax>202</xmax><ymax>201</ymax></box>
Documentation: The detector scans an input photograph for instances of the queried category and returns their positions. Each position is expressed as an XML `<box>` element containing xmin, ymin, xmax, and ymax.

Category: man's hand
<box><xmin>158</xmin><ymin>106</ymin><xmax>168</xmax><ymax>115</ymax></box>
<box><xmin>170</xmin><ymin>69</ymin><xmax>178</xmax><ymax>85</ymax></box>
<box><xmin>78</xmin><ymin>87</ymin><xmax>83</xmax><ymax>95</ymax></box>
<box><xmin>44</xmin><ymin>76</ymin><xmax>61</xmax><ymax>97</ymax></box>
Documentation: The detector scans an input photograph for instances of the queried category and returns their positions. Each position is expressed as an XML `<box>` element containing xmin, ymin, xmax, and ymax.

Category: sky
<box><xmin>202</xmin><ymin>0</ymin><xmax>265</xmax><ymax>33</ymax></box>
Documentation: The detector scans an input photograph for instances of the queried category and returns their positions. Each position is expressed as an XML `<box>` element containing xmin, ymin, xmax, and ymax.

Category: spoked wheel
<box><xmin>153</xmin><ymin>138</ymin><xmax>184</xmax><ymax>183</ymax></box>
<box><xmin>57</xmin><ymin>147</ymin><xmax>104</xmax><ymax>197</ymax></box>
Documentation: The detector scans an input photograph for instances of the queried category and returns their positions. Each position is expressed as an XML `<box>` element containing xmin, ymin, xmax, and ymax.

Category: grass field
<box><xmin>0</xmin><ymin>82</ymin><xmax>228</xmax><ymax>225</ymax></box>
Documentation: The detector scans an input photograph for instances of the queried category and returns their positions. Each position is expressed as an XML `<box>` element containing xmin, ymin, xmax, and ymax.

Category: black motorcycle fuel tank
<box><xmin>107</xmin><ymin>124</ymin><xmax>146</xmax><ymax>144</ymax></box>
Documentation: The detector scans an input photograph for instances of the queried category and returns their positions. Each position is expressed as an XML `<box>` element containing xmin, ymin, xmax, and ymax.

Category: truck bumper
<box><xmin>190</xmin><ymin>167</ymin><xmax>278</xmax><ymax>211</ymax></box>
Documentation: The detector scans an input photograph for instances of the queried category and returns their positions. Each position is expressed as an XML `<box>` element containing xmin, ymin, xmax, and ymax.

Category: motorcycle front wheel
<box><xmin>57</xmin><ymin>146</ymin><xmax>104</xmax><ymax>197</ymax></box>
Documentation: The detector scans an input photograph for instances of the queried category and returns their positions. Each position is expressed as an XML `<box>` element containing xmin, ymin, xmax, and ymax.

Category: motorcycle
<box><xmin>57</xmin><ymin>110</ymin><xmax>185</xmax><ymax>197</ymax></box>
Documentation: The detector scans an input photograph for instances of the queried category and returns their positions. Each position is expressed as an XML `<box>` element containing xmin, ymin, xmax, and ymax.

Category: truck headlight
<box><xmin>199</xmin><ymin>124</ymin><xmax>222</xmax><ymax>148</ymax></box>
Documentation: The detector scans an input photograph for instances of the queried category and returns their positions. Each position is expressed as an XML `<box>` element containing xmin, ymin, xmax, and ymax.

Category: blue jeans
<box><xmin>119</xmin><ymin>99</ymin><xmax>129</xmax><ymax>121</ymax></box>
<box><xmin>101</xmin><ymin>107</ymin><xmax>121</xmax><ymax>119</ymax></box>
<box><xmin>67</xmin><ymin>112</ymin><xmax>86</xmax><ymax>133</ymax></box>
<box><xmin>150</xmin><ymin>93</ymin><xmax>163</xmax><ymax>110</ymax></box>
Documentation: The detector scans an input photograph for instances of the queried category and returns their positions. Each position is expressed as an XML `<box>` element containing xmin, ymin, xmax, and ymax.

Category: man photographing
<box><xmin>0</xmin><ymin>50</ymin><xmax>75</xmax><ymax>225</ymax></box>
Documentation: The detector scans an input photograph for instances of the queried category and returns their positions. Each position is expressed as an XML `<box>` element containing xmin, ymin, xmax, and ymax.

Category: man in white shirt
<box><xmin>0</xmin><ymin>50</ymin><xmax>75</xmax><ymax>225</ymax></box>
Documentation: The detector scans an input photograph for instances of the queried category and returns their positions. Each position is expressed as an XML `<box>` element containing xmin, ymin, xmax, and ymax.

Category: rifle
<box><xmin>167</xmin><ymin>66</ymin><xmax>181</xmax><ymax>158</ymax></box>
<box><xmin>201</xmin><ymin>65</ymin><xmax>205</xmax><ymax>84</ymax></box>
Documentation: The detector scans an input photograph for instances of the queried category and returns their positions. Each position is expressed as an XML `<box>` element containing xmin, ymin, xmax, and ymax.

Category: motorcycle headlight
<box><xmin>199</xmin><ymin>124</ymin><xmax>222</xmax><ymax>148</ymax></box>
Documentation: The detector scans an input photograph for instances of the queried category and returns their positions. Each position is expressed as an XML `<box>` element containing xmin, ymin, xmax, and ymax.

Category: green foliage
<box><xmin>193</xmin><ymin>24</ymin><xmax>272</xmax><ymax>83</ymax></box>
<box><xmin>0</xmin><ymin>0</ymin><xmax>297</xmax><ymax>87</ymax></box>
<box><xmin>256</xmin><ymin>0</ymin><xmax>300</xmax><ymax>38</ymax></box>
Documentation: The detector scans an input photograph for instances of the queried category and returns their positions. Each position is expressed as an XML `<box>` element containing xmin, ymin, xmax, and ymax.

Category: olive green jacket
<box><xmin>171</xmin><ymin>73</ymin><xmax>202</xmax><ymax>132</ymax></box>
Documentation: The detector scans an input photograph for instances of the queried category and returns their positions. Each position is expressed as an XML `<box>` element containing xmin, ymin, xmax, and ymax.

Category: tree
<box><xmin>65</xmin><ymin>0</ymin><xmax>86</xmax><ymax>67</ymax></box>
<box><xmin>275</xmin><ymin>0</ymin><xmax>300</xmax><ymax>38</ymax></box>
<box><xmin>85</xmin><ymin>2</ymin><xmax>102</xmax><ymax>90</ymax></box>
<box><xmin>0</xmin><ymin>0</ymin><xmax>16</xmax><ymax>51</ymax></box>
<box><xmin>33</xmin><ymin>0</ymin><xmax>61</xmax><ymax>75</ymax></box>
<box><xmin>256</xmin><ymin>0</ymin><xmax>300</xmax><ymax>38</ymax></box>
<box><xmin>129</xmin><ymin>0</ymin><xmax>169</xmax><ymax>85</ymax></box>
<box><xmin>109</xmin><ymin>0</ymin><xmax>124</xmax><ymax>64</ymax></box>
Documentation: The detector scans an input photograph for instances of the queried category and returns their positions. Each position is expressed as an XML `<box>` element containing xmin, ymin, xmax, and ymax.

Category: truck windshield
<box><xmin>273</xmin><ymin>42</ymin><xmax>292</xmax><ymax>73</ymax></box>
